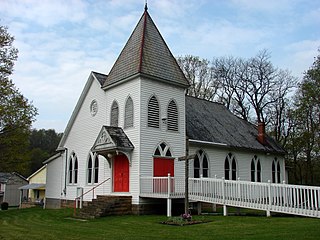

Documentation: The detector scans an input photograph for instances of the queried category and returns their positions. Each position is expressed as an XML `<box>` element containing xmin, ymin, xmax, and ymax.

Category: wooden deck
<box><xmin>140</xmin><ymin>176</ymin><xmax>320</xmax><ymax>218</ymax></box>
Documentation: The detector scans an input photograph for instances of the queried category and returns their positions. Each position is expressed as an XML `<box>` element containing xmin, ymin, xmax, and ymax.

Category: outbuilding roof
<box><xmin>19</xmin><ymin>183</ymin><xmax>45</xmax><ymax>190</ymax></box>
<box><xmin>186</xmin><ymin>96</ymin><xmax>286</xmax><ymax>154</ymax></box>
<box><xmin>0</xmin><ymin>172</ymin><xmax>27</xmax><ymax>183</ymax></box>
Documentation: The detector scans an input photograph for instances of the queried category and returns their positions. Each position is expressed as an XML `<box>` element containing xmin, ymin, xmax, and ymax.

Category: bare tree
<box><xmin>177</xmin><ymin>55</ymin><xmax>219</xmax><ymax>101</ymax></box>
<box><xmin>214</xmin><ymin>56</ymin><xmax>250</xmax><ymax>121</ymax></box>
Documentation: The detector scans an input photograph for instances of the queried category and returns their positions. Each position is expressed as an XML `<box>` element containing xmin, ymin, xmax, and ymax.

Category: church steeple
<box><xmin>103</xmin><ymin>8</ymin><xmax>189</xmax><ymax>89</ymax></box>
<box><xmin>144</xmin><ymin>1</ymin><xmax>148</xmax><ymax>11</ymax></box>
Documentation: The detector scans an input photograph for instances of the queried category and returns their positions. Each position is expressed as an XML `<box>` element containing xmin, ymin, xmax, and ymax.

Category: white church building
<box><xmin>44</xmin><ymin>7</ymin><xmax>286</xmax><ymax>215</ymax></box>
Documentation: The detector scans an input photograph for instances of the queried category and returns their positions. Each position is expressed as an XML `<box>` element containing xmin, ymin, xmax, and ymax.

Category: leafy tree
<box><xmin>287</xmin><ymin>49</ymin><xmax>320</xmax><ymax>185</ymax></box>
<box><xmin>28</xmin><ymin>129</ymin><xmax>62</xmax><ymax>173</ymax></box>
<box><xmin>0</xmin><ymin>25</ymin><xmax>38</xmax><ymax>175</ymax></box>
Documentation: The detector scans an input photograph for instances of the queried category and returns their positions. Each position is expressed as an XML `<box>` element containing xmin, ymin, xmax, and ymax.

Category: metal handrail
<box><xmin>73</xmin><ymin>177</ymin><xmax>110</xmax><ymax>216</ymax></box>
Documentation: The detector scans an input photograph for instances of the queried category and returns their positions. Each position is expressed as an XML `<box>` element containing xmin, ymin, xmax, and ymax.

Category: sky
<box><xmin>1</xmin><ymin>0</ymin><xmax>319</xmax><ymax>133</ymax></box>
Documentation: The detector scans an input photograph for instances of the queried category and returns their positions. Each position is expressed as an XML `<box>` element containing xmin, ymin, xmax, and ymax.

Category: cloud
<box><xmin>1</xmin><ymin>0</ymin><xmax>88</xmax><ymax>27</ymax></box>
<box><xmin>230</xmin><ymin>0</ymin><xmax>294</xmax><ymax>12</ymax></box>
<box><xmin>282</xmin><ymin>40</ymin><xmax>320</xmax><ymax>77</ymax></box>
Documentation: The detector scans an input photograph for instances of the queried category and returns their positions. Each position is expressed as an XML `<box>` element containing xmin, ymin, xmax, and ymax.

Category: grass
<box><xmin>0</xmin><ymin>207</ymin><xmax>320</xmax><ymax>240</ymax></box>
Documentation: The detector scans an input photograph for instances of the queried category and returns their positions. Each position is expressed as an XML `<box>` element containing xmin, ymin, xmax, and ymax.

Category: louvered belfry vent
<box><xmin>148</xmin><ymin>96</ymin><xmax>160</xmax><ymax>128</ymax></box>
<box><xmin>167</xmin><ymin>100</ymin><xmax>178</xmax><ymax>131</ymax></box>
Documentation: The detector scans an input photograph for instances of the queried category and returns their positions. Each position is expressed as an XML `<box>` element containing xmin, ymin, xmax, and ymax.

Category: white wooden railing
<box><xmin>140</xmin><ymin>176</ymin><xmax>320</xmax><ymax>218</ymax></box>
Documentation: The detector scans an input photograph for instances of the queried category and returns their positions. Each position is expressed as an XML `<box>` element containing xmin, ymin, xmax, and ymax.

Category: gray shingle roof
<box><xmin>92</xmin><ymin>71</ymin><xmax>107</xmax><ymax>86</ymax></box>
<box><xmin>106</xmin><ymin>126</ymin><xmax>134</xmax><ymax>150</ymax></box>
<box><xmin>186</xmin><ymin>96</ymin><xmax>286</xmax><ymax>154</ymax></box>
<box><xmin>0</xmin><ymin>172</ymin><xmax>27</xmax><ymax>183</ymax></box>
<box><xmin>0</xmin><ymin>173</ymin><xmax>12</xmax><ymax>183</ymax></box>
<box><xmin>92</xmin><ymin>126</ymin><xmax>134</xmax><ymax>153</ymax></box>
<box><xmin>102</xmin><ymin>9</ymin><xmax>189</xmax><ymax>89</ymax></box>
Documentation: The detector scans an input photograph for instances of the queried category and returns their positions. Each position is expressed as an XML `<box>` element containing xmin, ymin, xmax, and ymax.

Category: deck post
<box><xmin>167</xmin><ymin>173</ymin><xmax>172</xmax><ymax>217</ymax></box>
<box><xmin>222</xmin><ymin>177</ymin><xmax>228</xmax><ymax>216</ymax></box>
<box><xmin>167</xmin><ymin>198</ymin><xmax>172</xmax><ymax>217</ymax></box>
<box><xmin>223</xmin><ymin>205</ymin><xmax>228</xmax><ymax>216</ymax></box>
<box><xmin>267</xmin><ymin>180</ymin><xmax>271</xmax><ymax>217</ymax></box>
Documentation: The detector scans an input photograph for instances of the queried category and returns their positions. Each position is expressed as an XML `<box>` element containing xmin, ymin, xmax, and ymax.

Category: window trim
<box><xmin>251</xmin><ymin>155</ymin><xmax>261</xmax><ymax>182</ymax></box>
<box><xmin>225</xmin><ymin>153</ymin><xmax>237</xmax><ymax>180</ymax></box>
<box><xmin>193</xmin><ymin>149</ymin><xmax>209</xmax><ymax>178</ymax></box>
<box><xmin>68</xmin><ymin>152</ymin><xmax>78</xmax><ymax>185</ymax></box>
<box><xmin>110</xmin><ymin>100</ymin><xmax>119</xmax><ymax>127</ymax></box>
<box><xmin>272</xmin><ymin>158</ymin><xmax>281</xmax><ymax>183</ymax></box>
<box><xmin>124</xmin><ymin>96</ymin><xmax>134</xmax><ymax>129</ymax></box>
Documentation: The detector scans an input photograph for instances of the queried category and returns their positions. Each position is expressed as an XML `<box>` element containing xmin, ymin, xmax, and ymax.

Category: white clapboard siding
<box><xmin>105</xmin><ymin>77</ymin><xmax>141</xmax><ymax>204</ymax></box>
<box><xmin>45</xmin><ymin>154</ymin><xmax>64</xmax><ymax>199</ymax></box>
<box><xmin>140</xmin><ymin>78</ymin><xmax>186</xmax><ymax>183</ymax></box>
<box><xmin>62</xmin><ymin>75</ymin><xmax>108</xmax><ymax>200</ymax></box>
<box><xmin>188</xmin><ymin>145</ymin><xmax>285</xmax><ymax>183</ymax></box>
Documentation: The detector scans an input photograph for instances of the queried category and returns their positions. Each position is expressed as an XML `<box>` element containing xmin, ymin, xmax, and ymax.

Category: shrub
<box><xmin>1</xmin><ymin>202</ymin><xmax>9</xmax><ymax>210</ymax></box>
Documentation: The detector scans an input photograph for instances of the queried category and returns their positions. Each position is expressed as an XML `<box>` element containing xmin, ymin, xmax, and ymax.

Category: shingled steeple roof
<box><xmin>102</xmin><ymin>7</ymin><xmax>189</xmax><ymax>89</ymax></box>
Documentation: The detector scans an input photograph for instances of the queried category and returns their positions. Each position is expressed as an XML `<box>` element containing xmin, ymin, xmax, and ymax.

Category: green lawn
<box><xmin>0</xmin><ymin>207</ymin><xmax>319</xmax><ymax>240</ymax></box>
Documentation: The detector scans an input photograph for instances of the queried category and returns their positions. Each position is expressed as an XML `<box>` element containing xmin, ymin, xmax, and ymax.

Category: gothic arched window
<box><xmin>194</xmin><ymin>150</ymin><xmax>209</xmax><ymax>178</ymax></box>
<box><xmin>110</xmin><ymin>100</ymin><xmax>119</xmax><ymax>127</ymax></box>
<box><xmin>225</xmin><ymin>153</ymin><xmax>237</xmax><ymax>180</ymax></box>
<box><xmin>124</xmin><ymin>96</ymin><xmax>134</xmax><ymax>128</ymax></box>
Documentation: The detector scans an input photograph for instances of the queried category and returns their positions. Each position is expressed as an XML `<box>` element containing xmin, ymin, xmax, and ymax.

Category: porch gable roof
<box><xmin>92</xmin><ymin>126</ymin><xmax>134</xmax><ymax>154</ymax></box>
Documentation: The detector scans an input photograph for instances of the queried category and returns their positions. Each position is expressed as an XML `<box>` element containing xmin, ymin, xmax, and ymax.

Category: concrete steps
<box><xmin>76</xmin><ymin>195</ymin><xmax>132</xmax><ymax>219</ymax></box>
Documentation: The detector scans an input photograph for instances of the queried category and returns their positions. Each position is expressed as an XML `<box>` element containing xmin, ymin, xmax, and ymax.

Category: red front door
<box><xmin>113</xmin><ymin>155</ymin><xmax>129</xmax><ymax>192</ymax></box>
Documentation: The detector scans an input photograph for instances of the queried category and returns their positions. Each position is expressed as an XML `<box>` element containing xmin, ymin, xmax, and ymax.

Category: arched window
<box><xmin>257</xmin><ymin>160</ymin><xmax>261</xmax><ymax>182</ymax></box>
<box><xmin>68</xmin><ymin>152</ymin><xmax>78</xmax><ymax>184</ymax></box>
<box><xmin>194</xmin><ymin>158</ymin><xmax>200</xmax><ymax>178</ymax></box>
<box><xmin>153</xmin><ymin>142</ymin><xmax>174</xmax><ymax>177</ymax></box>
<box><xmin>110</xmin><ymin>100</ymin><xmax>119</xmax><ymax>127</ymax></box>
<box><xmin>251</xmin><ymin>159</ymin><xmax>255</xmax><ymax>182</ymax></box>
<box><xmin>167</xmin><ymin>100</ymin><xmax>178</xmax><ymax>131</ymax></box>
<box><xmin>272</xmin><ymin>161</ymin><xmax>276</xmax><ymax>183</ymax></box>
<box><xmin>193</xmin><ymin>150</ymin><xmax>209</xmax><ymax>178</ymax></box>
<box><xmin>148</xmin><ymin>95</ymin><xmax>160</xmax><ymax>128</ymax></box>
<box><xmin>224</xmin><ymin>158</ymin><xmax>230</xmax><ymax>180</ymax></box>
<box><xmin>251</xmin><ymin>155</ymin><xmax>262</xmax><ymax>182</ymax></box>
<box><xmin>94</xmin><ymin>155</ymin><xmax>99</xmax><ymax>183</ymax></box>
<box><xmin>277</xmin><ymin>161</ymin><xmax>281</xmax><ymax>183</ymax></box>
<box><xmin>225</xmin><ymin>153</ymin><xmax>237</xmax><ymax>180</ymax></box>
<box><xmin>87</xmin><ymin>155</ymin><xmax>93</xmax><ymax>184</ymax></box>
<box><xmin>68</xmin><ymin>158</ymin><xmax>73</xmax><ymax>184</ymax></box>
<box><xmin>232</xmin><ymin>158</ymin><xmax>237</xmax><ymax>180</ymax></box>
<box><xmin>124</xmin><ymin>96</ymin><xmax>134</xmax><ymax>128</ymax></box>
<box><xmin>154</xmin><ymin>142</ymin><xmax>172</xmax><ymax>157</ymax></box>
<box><xmin>74</xmin><ymin>157</ymin><xmax>78</xmax><ymax>184</ymax></box>
<box><xmin>272</xmin><ymin>158</ymin><xmax>281</xmax><ymax>183</ymax></box>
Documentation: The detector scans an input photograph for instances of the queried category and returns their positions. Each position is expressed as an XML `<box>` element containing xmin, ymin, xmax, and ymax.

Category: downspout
<box><xmin>63</xmin><ymin>147</ymin><xmax>68</xmax><ymax>196</ymax></box>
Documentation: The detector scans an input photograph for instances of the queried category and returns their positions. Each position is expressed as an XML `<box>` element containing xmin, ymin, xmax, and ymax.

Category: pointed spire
<box><xmin>144</xmin><ymin>0</ymin><xmax>148</xmax><ymax>11</ymax></box>
<box><xmin>103</xmin><ymin>8</ymin><xmax>189</xmax><ymax>89</ymax></box>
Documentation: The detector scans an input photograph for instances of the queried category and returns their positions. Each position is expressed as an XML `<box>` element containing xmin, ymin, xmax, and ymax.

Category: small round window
<box><xmin>90</xmin><ymin>100</ymin><xmax>98</xmax><ymax>116</ymax></box>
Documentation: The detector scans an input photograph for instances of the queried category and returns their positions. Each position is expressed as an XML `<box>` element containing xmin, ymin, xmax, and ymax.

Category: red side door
<box><xmin>113</xmin><ymin>155</ymin><xmax>129</xmax><ymax>192</ymax></box>
<box><xmin>153</xmin><ymin>157</ymin><xmax>174</xmax><ymax>177</ymax></box>
<box><xmin>153</xmin><ymin>157</ymin><xmax>174</xmax><ymax>193</ymax></box>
